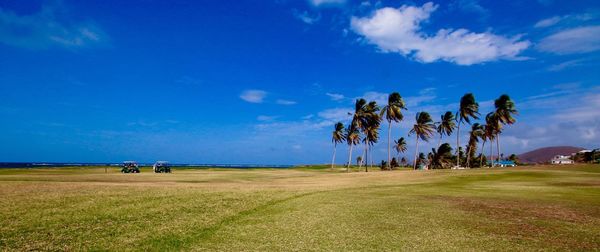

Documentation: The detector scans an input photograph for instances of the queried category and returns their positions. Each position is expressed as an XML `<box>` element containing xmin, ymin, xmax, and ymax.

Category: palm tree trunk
<box><xmin>489</xmin><ymin>138</ymin><xmax>493</xmax><ymax>167</ymax></box>
<box><xmin>358</xmin><ymin>148</ymin><xmax>363</xmax><ymax>168</ymax></box>
<box><xmin>387</xmin><ymin>121</ymin><xmax>392</xmax><ymax>170</ymax></box>
<box><xmin>347</xmin><ymin>144</ymin><xmax>353</xmax><ymax>172</ymax></box>
<box><xmin>466</xmin><ymin>145</ymin><xmax>471</xmax><ymax>168</ymax></box>
<box><xmin>497</xmin><ymin>134</ymin><xmax>501</xmax><ymax>165</ymax></box>
<box><xmin>438</xmin><ymin>134</ymin><xmax>442</xmax><ymax>148</ymax></box>
<box><xmin>362</xmin><ymin>139</ymin><xmax>367</xmax><ymax>169</ymax></box>
<box><xmin>369</xmin><ymin>145</ymin><xmax>373</xmax><ymax>169</ymax></box>
<box><xmin>413</xmin><ymin>137</ymin><xmax>419</xmax><ymax>170</ymax></box>
<box><xmin>366</xmin><ymin>143</ymin><xmax>369</xmax><ymax>173</ymax></box>
<box><xmin>456</xmin><ymin>121</ymin><xmax>461</xmax><ymax>167</ymax></box>
<box><xmin>364</xmin><ymin>137</ymin><xmax>368</xmax><ymax>172</ymax></box>
<box><xmin>480</xmin><ymin>140</ymin><xmax>486</xmax><ymax>168</ymax></box>
<box><xmin>331</xmin><ymin>143</ymin><xmax>337</xmax><ymax>169</ymax></box>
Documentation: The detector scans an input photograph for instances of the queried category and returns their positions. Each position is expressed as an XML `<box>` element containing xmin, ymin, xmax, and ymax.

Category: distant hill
<box><xmin>518</xmin><ymin>146</ymin><xmax>584</xmax><ymax>164</ymax></box>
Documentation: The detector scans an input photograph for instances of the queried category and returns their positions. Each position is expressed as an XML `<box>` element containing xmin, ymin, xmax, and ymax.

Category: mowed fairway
<box><xmin>1</xmin><ymin>165</ymin><xmax>599</xmax><ymax>251</ymax></box>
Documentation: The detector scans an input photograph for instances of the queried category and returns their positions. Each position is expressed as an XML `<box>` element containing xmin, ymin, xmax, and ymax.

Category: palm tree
<box><xmin>436</xmin><ymin>111</ymin><xmax>456</xmax><ymax>148</ymax></box>
<box><xmin>359</xmin><ymin>101</ymin><xmax>381</xmax><ymax>172</ymax></box>
<box><xmin>410</xmin><ymin>112</ymin><xmax>436</xmax><ymax>170</ymax></box>
<box><xmin>349</xmin><ymin>99</ymin><xmax>367</xmax><ymax>171</ymax></box>
<box><xmin>331</xmin><ymin>122</ymin><xmax>346</xmax><ymax>169</ymax></box>
<box><xmin>479</xmin><ymin>124</ymin><xmax>489</xmax><ymax>168</ymax></box>
<box><xmin>494</xmin><ymin>94</ymin><xmax>517</xmax><ymax>165</ymax></box>
<box><xmin>456</xmin><ymin>93</ymin><xmax>480</xmax><ymax>167</ymax></box>
<box><xmin>427</xmin><ymin>152</ymin><xmax>434</xmax><ymax>169</ymax></box>
<box><xmin>394</xmin><ymin>137</ymin><xmax>407</xmax><ymax>162</ymax></box>
<box><xmin>380</xmin><ymin>92</ymin><xmax>406</xmax><ymax>169</ymax></box>
<box><xmin>364</xmin><ymin>123</ymin><xmax>380</xmax><ymax>171</ymax></box>
<box><xmin>485</xmin><ymin>112</ymin><xmax>500</xmax><ymax>167</ymax></box>
<box><xmin>466</xmin><ymin>123</ymin><xmax>484</xmax><ymax>168</ymax></box>
<box><xmin>346</xmin><ymin>126</ymin><xmax>361</xmax><ymax>172</ymax></box>
<box><xmin>431</xmin><ymin>143</ymin><xmax>453</xmax><ymax>169</ymax></box>
<box><xmin>400</xmin><ymin>157</ymin><xmax>407</xmax><ymax>166</ymax></box>
<box><xmin>417</xmin><ymin>153</ymin><xmax>426</xmax><ymax>168</ymax></box>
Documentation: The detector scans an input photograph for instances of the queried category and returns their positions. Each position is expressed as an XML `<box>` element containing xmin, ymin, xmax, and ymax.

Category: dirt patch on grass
<box><xmin>551</xmin><ymin>180</ymin><xmax>600</xmax><ymax>187</ymax></box>
<box><xmin>448</xmin><ymin>197</ymin><xmax>589</xmax><ymax>223</ymax></box>
<box><xmin>427</xmin><ymin>196</ymin><xmax>600</xmax><ymax>249</ymax></box>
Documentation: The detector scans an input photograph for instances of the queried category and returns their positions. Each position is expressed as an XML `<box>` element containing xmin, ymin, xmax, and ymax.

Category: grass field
<box><xmin>1</xmin><ymin>165</ymin><xmax>599</xmax><ymax>251</ymax></box>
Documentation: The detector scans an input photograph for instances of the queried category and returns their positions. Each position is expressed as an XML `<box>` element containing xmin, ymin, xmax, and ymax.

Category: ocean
<box><xmin>0</xmin><ymin>162</ymin><xmax>293</xmax><ymax>169</ymax></box>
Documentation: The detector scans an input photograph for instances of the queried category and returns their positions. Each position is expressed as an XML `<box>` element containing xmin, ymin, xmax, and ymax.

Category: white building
<box><xmin>551</xmin><ymin>155</ymin><xmax>574</xmax><ymax>164</ymax></box>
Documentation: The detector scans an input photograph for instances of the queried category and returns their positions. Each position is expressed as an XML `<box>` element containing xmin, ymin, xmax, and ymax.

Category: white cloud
<box><xmin>240</xmin><ymin>90</ymin><xmax>267</xmax><ymax>103</ymax></box>
<box><xmin>538</xmin><ymin>26</ymin><xmax>600</xmax><ymax>54</ymax></box>
<box><xmin>551</xmin><ymin>93</ymin><xmax>600</xmax><ymax>122</ymax></box>
<box><xmin>318</xmin><ymin>108</ymin><xmax>352</xmax><ymax>122</ymax></box>
<box><xmin>534</xmin><ymin>13</ymin><xmax>597</xmax><ymax>28</ymax></box>
<box><xmin>534</xmin><ymin>16</ymin><xmax>562</xmax><ymax>28</ymax></box>
<box><xmin>547</xmin><ymin>59</ymin><xmax>585</xmax><ymax>72</ymax></box>
<box><xmin>293</xmin><ymin>10</ymin><xmax>321</xmax><ymax>24</ymax></box>
<box><xmin>302</xmin><ymin>114</ymin><xmax>315</xmax><ymax>120</ymax></box>
<box><xmin>309</xmin><ymin>0</ymin><xmax>346</xmax><ymax>7</ymax></box>
<box><xmin>360</xmin><ymin>91</ymin><xmax>388</xmax><ymax>105</ymax></box>
<box><xmin>326</xmin><ymin>92</ymin><xmax>345</xmax><ymax>101</ymax></box>
<box><xmin>476</xmin><ymin>86</ymin><xmax>600</xmax><ymax>154</ymax></box>
<box><xmin>404</xmin><ymin>88</ymin><xmax>437</xmax><ymax>107</ymax></box>
<box><xmin>350</xmin><ymin>2</ymin><xmax>530</xmax><ymax>65</ymax></box>
<box><xmin>0</xmin><ymin>4</ymin><xmax>106</xmax><ymax>49</ymax></box>
<box><xmin>276</xmin><ymin>99</ymin><xmax>297</xmax><ymax>105</ymax></box>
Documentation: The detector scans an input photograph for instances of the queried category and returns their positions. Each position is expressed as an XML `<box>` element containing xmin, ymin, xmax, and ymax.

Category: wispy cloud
<box><xmin>293</xmin><ymin>10</ymin><xmax>321</xmax><ymax>24</ymax></box>
<box><xmin>257</xmin><ymin>115</ymin><xmax>278</xmax><ymax>121</ymax></box>
<box><xmin>359</xmin><ymin>91</ymin><xmax>387</xmax><ymax>105</ymax></box>
<box><xmin>501</xmin><ymin>90</ymin><xmax>600</xmax><ymax>151</ymax></box>
<box><xmin>537</xmin><ymin>26</ymin><xmax>600</xmax><ymax>54</ymax></box>
<box><xmin>534</xmin><ymin>12</ymin><xmax>597</xmax><ymax>28</ymax></box>
<box><xmin>0</xmin><ymin>3</ymin><xmax>107</xmax><ymax>49</ymax></box>
<box><xmin>240</xmin><ymin>90</ymin><xmax>267</xmax><ymax>103</ymax></box>
<box><xmin>302</xmin><ymin>114</ymin><xmax>315</xmax><ymax>120</ymax></box>
<box><xmin>404</xmin><ymin>88</ymin><xmax>437</xmax><ymax>107</ymax></box>
<box><xmin>326</xmin><ymin>92</ymin><xmax>345</xmax><ymax>101</ymax></box>
<box><xmin>449</xmin><ymin>0</ymin><xmax>489</xmax><ymax>20</ymax></box>
<box><xmin>350</xmin><ymin>2</ymin><xmax>530</xmax><ymax>65</ymax></box>
<box><xmin>534</xmin><ymin>16</ymin><xmax>562</xmax><ymax>28</ymax></box>
<box><xmin>276</xmin><ymin>99</ymin><xmax>297</xmax><ymax>105</ymax></box>
<box><xmin>547</xmin><ymin>59</ymin><xmax>586</xmax><ymax>72</ymax></box>
<box><xmin>551</xmin><ymin>92</ymin><xmax>600</xmax><ymax>122</ymax></box>
<box><xmin>318</xmin><ymin>107</ymin><xmax>352</xmax><ymax>123</ymax></box>
<box><xmin>308</xmin><ymin>0</ymin><xmax>346</xmax><ymax>8</ymax></box>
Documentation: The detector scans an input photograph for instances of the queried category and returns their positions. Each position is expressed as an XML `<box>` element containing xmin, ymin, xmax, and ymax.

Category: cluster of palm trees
<box><xmin>330</xmin><ymin>92</ymin><xmax>517</xmax><ymax>171</ymax></box>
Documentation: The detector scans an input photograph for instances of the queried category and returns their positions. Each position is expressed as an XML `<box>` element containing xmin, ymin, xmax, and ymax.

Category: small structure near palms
<box><xmin>121</xmin><ymin>161</ymin><xmax>140</xmax><ymax>173</ymax></box>
<box><xmin>153</xmin><ymin>161</ymin><xmax>171</xmax><ymax>173</ymax></box>
<box><xmin>551</xmin><ymin>155</ymin><xmax>573</xmax><ymax>165</ymax></box>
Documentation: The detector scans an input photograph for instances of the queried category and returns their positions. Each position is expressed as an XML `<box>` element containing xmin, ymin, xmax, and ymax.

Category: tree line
<box><xmin>331</xmin><ymin>93</ymin><xmax>517</xmax><ymax>171</ymax></box>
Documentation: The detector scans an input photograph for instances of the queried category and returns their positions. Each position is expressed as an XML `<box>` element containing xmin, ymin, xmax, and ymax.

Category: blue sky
<box><xmin>1</xmin><ymin>0</ymin><xmax>599</xmax><ymax>164</ymax></box>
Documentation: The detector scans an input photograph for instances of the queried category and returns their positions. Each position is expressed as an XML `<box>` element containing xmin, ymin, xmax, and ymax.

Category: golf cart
<box><xmin>153</xmin><ymin>161</ymin><xmax>171</xmax><ymax>173</ymax></box>
<box><xmin>121</xmin><ymin>161</ymin><xmax>140</xmax><ymax>173</ymax></box>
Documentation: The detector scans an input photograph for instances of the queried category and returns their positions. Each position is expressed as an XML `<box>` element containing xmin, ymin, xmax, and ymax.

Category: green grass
<box><xmin>1</xmin><ymin>165</ymin><xmax>599</xmax><ymax>250</ymax></box>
